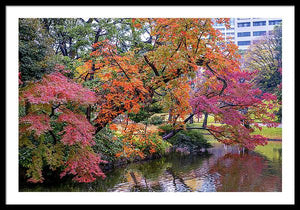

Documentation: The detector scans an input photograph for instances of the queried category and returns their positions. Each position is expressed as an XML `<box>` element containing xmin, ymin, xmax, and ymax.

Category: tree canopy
<box><xmin>19</xmin><ymin>18</ymin><xmax>280</xmax><ymax>184</ymax></box>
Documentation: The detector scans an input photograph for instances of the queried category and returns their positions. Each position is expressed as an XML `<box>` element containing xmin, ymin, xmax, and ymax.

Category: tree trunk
<box><xmin>202</xmin><ymin>112</ymin><xmax>208</xmax><ymax>128</ymax></box>
<box><xmin>25</xmin><ymin>99</ymin><xmax>30</xmax><ymax>115</ymax></box>
<box><xmin>130</xmin><ymin>171</ymin><xmax>139</xmax><ymax>186</ymax></box>
<box><xmin>168</xmin><ymin>108</ymin><xmax>173</xmax><ymax>122</ymax></box>
<box><xmin>162</xmin><ymin>114</ymin><xmax>194</xmax><ymax>140</ymax></box>
<box><xmin>189</xmin><ymin>113</ymin><xmax>194</xmax><ymax>124</ymax></box>
<box><xmin>86</xmin><ymin>106</ymin><xmax>91</xmax><ymax>122</ymax></box>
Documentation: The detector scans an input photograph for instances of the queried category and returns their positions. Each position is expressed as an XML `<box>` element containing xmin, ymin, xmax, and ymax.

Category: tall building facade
<box><xmin>235</xmin><ymin>18</ymin><xmax>282</xmax><ymax>50</ymax></box>
<box><xmin>213</xmin><ymin>18</ymin><xmax>282</xmax><ymax>51</ymax></box>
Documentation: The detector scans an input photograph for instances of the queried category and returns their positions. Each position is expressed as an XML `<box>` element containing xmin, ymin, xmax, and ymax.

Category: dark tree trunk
<box><xmin>25</xmin><ymin>99</ymin><xmax>30</xmax><ymax>115</ymax></box>
<box><xmin>162</xmin><ymin>114</ymin><xmax>194</xmax><ymax>140</ymax></box>
<box><xmin>189</xmin><ymin>114</ymin><xmax>194</xmax><ymax>124</ymax></box>
<box><xmin>202</xmin><ymin>112</ymin><xmax>208</xmax><ymax>129</ymax></box>
<box><xmin>86</xmin><ymin>106</ymin><xmax>91</xmax><ymax>122</ymax></box>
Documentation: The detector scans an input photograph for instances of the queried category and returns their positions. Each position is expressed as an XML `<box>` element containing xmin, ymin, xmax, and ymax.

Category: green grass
<box><xmin>251</xmin><ymin>127</ymin><xmax>282</xmax><ymax>139</ymax></box>
<box><xmin>152</xmin><ymin>113</ymin><xmax>216</xmax><ymax>124</ymax></box>
<box><xmin>187</xmin><ymin>117</ymin><xmax>282</xmax><ymax>162</ymax></box>
<box><xmin>188</xmin><ymin>119</ymin><xmax>282</xmax><ymax>139</ymax></box>
<box><xmin>254</xmin><ymin>141</ymin><xmax>282</xmax><ymax>161</ymax></box>
<box><xmin>186</xmin><ymin>124</ymin><xmax>282</xmax><ymax>162</ymax></box>
<box><xmin>155</xmin><ymin>113</ymin><xmax>282</xmax><ymax>140</ymax></box>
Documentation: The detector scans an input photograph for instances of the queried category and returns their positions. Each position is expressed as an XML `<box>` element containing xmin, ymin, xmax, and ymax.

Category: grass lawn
<box><xmin>181</xmin><ymin>115</ymin><xmax>282</xmax><ymax>161</ymax></box>
<box><xmin>117</xmin><ymin>113</ymin><xmax>282</xmax><ymax>141</ymax></box>
<box><xmin>152</xmin><ymin>113</ymin><xmax>216</xmax><ymax>124</ymax></box>
<box><xmin>251</xmin><ymin>127</ymin><xmax>282</xmax><ymax>139</ymax></box>
<box><xmin>254</xmin><ymin>141</ymin><xmax>282</xmax><ymax>161</ymax></box>
<box><xmin>186</xmin><ymin>118</ymin><xmax>282</xmax><ymax>140</ymax></box>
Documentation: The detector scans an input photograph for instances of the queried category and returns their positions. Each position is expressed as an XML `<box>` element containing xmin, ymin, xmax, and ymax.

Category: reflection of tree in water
<box><xmin>129</xmin><ymin>170</ymin><xmax>155</xmax><ymax>192</ymax></box>
<box><xmin>209</xmin><ymin>153</ymin><xmax>282</xmax><ymax>192</ymax></box>
<box><xmin>19</xmin><ymin>144</ymin><xmax>282</xmax><ymax>192</ymax></box>
<box><xmin>113</xmin><ymin>152</ymin><xmax>210</xmax><ymax>192</ymax></box>
<box><xmin>165</xmin><ymin>167</ymin><xmax>192</xmax><ymax>192</ymax></box>
<box><xmin>125</xmin><ymin>167</ymin><xmax>193</xmax><ymax>192</ymax></box>
<box><xmin>125</xmin><ymin>155</ymin><xmax>197</xmax><ymax>192</ymax></box>
<box><xmin>108</xmin><ymin>148</ymin><xmax>281</xmax><ymax>192</ymax></box>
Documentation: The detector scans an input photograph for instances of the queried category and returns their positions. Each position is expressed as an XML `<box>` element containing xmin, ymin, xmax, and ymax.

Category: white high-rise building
<box><xmin>234</xmin><ymin>18</ymin><xmax>282</xmax><ymax>50</ymax></box>
<box><xmin>213</xmin><ymin>18</ymin><xmax>282</xmax><ymax>51</ymax></box>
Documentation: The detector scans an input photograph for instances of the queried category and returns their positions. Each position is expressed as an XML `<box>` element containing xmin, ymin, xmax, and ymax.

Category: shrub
<box><xmin>93</xmin><ymin>128</ymin><xmax>124</xmax><ymax>163</ymax></box>
<box><xmin>167</xmin><ymin>130</ymin><xmax>212</xmax><ymax>152</ymax></box>
<box><xmin>134</xmin><ymin>132</ymin><xmax>172</xmax><ymax>157</ymax></box>
<box><xmin>128</xmin><ymin>102</ymin><xmax>163</xmax><ymax>123</ymax></box>
<box><xmin>157</xmin><ymin>124</ymin><xmax>174</xmax><ymax>136</ymax></box>
<box><xmin>128</xmin><ymin>109</ymin><xmax>152</xmax><ymax>123</ymax></box>
<box><xmin>148</xmin><ymin>115</ymin><xmax>164</xmax><ymax>125</ymax></box>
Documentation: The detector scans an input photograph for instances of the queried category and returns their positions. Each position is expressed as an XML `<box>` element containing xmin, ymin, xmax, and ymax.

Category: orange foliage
<box><xmin>77</xmin><ymin>18</ymin><xmax>247</xmax><ymax>156</ymax></box>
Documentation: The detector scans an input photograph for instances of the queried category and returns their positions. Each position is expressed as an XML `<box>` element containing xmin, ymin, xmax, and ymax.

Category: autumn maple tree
<box><xmin>189</xmin><ymin>69</ymin><xmax>279</xmax><ymax>150</ymax></box>
<box><xmin>79</xmin><ymin>18</ymin><xmax>278</xmax><ymax>147</ymax></box>
<box><xmin>19</xmin><ymin>69</ymin><xmax>107</xmax><ymax>183</ymax></box>
<box><xmin>19</xmin><ymin>18</ymin><xmax>279</xmax><ymax>183</ymax></box>
<box><xmin>79</xmin><ymin>18</ymin><xmax>236</xmax><ymax>130</ymax></box>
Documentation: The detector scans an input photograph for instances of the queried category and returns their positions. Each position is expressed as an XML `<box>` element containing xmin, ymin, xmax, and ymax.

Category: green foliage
<box><xmin>243</xmin><ymin>25</ymin><xmax>282</xmax><ymax>97</ymax></box>
<box><xmin>242</xmin><ymin>24</ymin><xmax>282</xmax><ymax>123</ymax></box>
<box><xmin>19</xmin><ymin>147</ymin><xmax>34</xmax><ymax>168</ymax></box>
<box><xmin>157</xmin><ymin>124</ymin><xmax>174</xmax><ymax>136</ymax></box>
<box><xmin>167</xmin><ymin>130</ymin><xmax>212</xmax><ymax>151</ymax></box>
<box><xmin>256</xmin><ymin>68</ymin><xmax>281</xmax><ymax>95</ymax></box>
<box><xmin>148</xmin><ymin>115</ymin><xmax>164</xmax><ymax>125</ymax></box>
<box><xmin>128</xmin><ymin>102</ymin><xmax>163</xmax><ymax>123</ymax></box>
<box><xmin>275</xmin><ymin>107</ymin><xmax>282</xmax><ymax>123</ymax></box>
<box><xmin>19</xmin><ymin>18</ymin><xmax>55</xmax><ymax>82</ymax></box>
<box><xmin>93</xmin><ymin>128</ymin><xmax>124</xmax><ymax>162</ymax></box>
<box><xmin>82</xmin><ymin>78</ymin><xmax>102</xmax><ymax>90</ymax></box>
<box><xmin>19</xmin><ymin>131</ymin><xmax>67</xmax><ymax>183</ymax></box>
<box><xmin>42</xmin><ymin>18</ymin><xmax>93</xmax><ymax>58</ymax></box>
<box><xmin>19</xmin><ymin>103</ymin><xmax>26</xmax><ymax>117</ymax></box>
<box><xmin>157</xmin><ymin>124</ymin><xmax>212</xmax><ymax>151</ymax></box>
<box><xmin>128</xmin><ymin>109</ymin><xmax>152</xmax><ymax>123</ymax></box>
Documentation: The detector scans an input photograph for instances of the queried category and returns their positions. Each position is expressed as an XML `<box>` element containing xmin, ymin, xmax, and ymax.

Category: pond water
<box><xmin>19</xmin><ymin>142</ymin><xmax>282</xmax><ymax>192</ymax></box>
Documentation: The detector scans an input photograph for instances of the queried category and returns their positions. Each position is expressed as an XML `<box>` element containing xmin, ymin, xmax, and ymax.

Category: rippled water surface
<box><xmin>20</xmin><ymin>142</ymin><xmax>282</xmax><ymax>192</ymax></box>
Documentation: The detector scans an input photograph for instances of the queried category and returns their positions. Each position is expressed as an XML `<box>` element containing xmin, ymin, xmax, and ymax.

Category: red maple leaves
<box><xmin>57</xmin><ymin>110</ymin><xmax>96</xmax><ymax>146</ymax></box>
<box><xmin>20</xmin><ymin>114</ymin><xmax>51</xmax><ymax>136</ymax></box>
<box><xmin>60</xmin><ymin>148</ymin><xmax>107</xmax><ymax>183</ymax></box>
<box><xmin>19</xmin><ymin>71</ymin><xmax>106</xmax><ymax>183</ymax></box>
<box><xmin>23</xmin><ymin>72</ymin><xmax>97</xmax><ymax>105</ymax></box>
<box><xmin>190</xmin><ymin>69</ymin><xmax>279</xmax><ymax>150</ymax></box>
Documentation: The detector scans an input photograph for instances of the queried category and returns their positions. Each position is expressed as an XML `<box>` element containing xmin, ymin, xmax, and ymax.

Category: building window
<box><xmin>253</xmin><ymin>21</ymin><xmax>266</xmax><ymax>26</ymax></box>
<box><xmin>238</xmin><ymin>41</ymin><xmax>251</xmax><ymax>46</ymax></box>
<box><xmin>237</xmin><ymin>32</ymin><xmax>251</xmax><ymax>37</ymax></box>
<box><xmin>226</xmin><ymin>32</ymin><xmax>235</xmax><ymax>36</ymax></box>
<box><xmin>237</xmin><ymin>22</ymin><xmax>251</xmax><ymax>27</ymax></box>
<box><xmin>237</xmin><ymin>18</ymin><xmax>250</xmax><ymax>20</ymax></box>
<box><xmin>269</xmin><ymin>20</ymin><xmax>282</xmax><ymax>25</ymax></box>
<box><xmin>253</xmin><ymin>31</ymin><xmax>266</xmax><ymax>36</ymax></box>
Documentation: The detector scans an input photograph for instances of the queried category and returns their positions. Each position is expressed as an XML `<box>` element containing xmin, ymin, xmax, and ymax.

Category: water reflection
<box><xmin>19</xmin><ymin>142</ymin><xmax>282</xmax><ymax>192</ymax></box>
